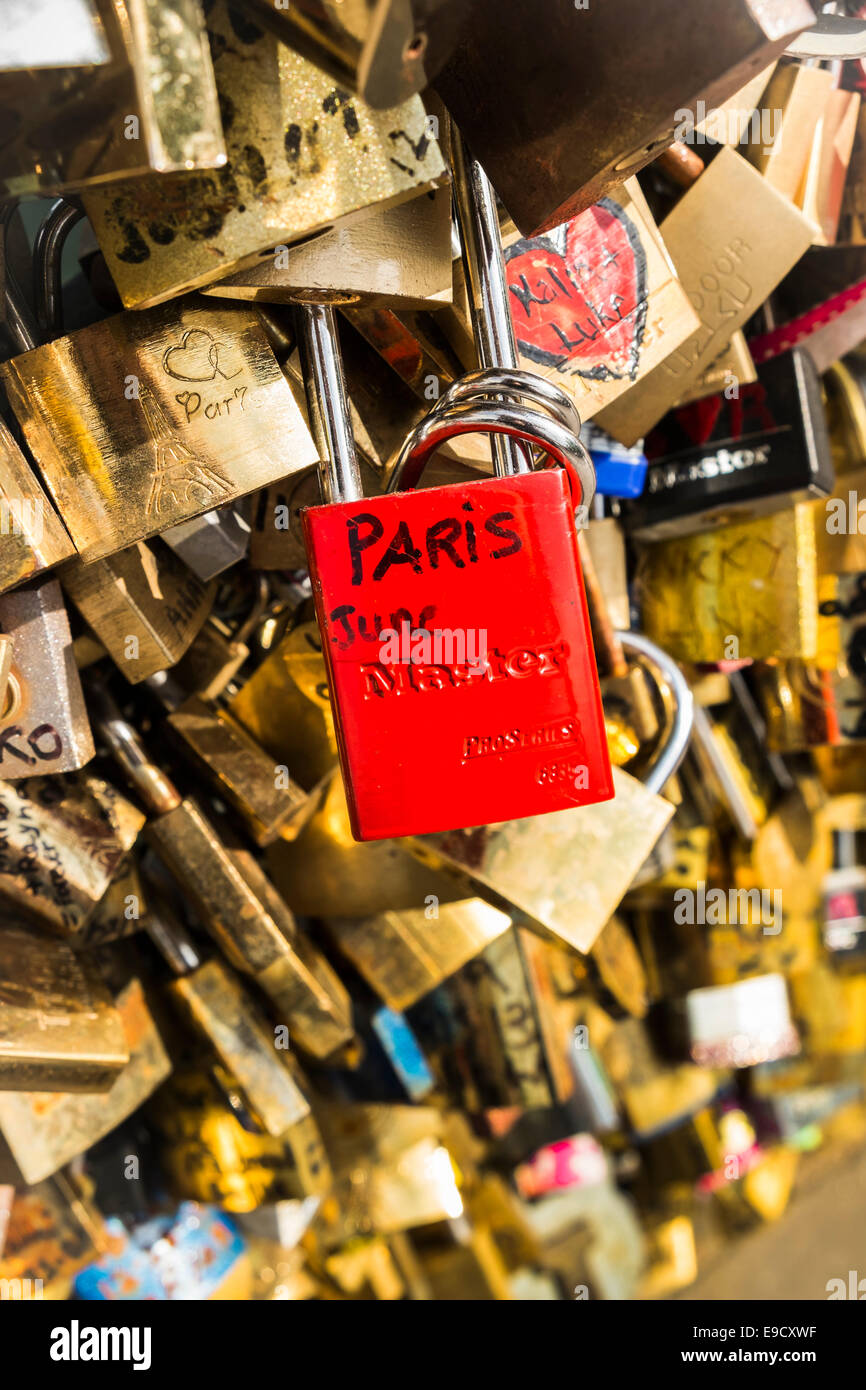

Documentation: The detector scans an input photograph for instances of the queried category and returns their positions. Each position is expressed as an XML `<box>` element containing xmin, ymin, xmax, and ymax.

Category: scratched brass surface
<box><xmin>205</xmin><ymin>185</ymin><xmax>453</xmax><ymax>309</ymax></box>
<box><xmin>327</xmin><ymin>898</ymin><xmax>512</xmax><ymax>1013</ymax></box>
<box><xmin>83</xmin><ymin>0</ymin><xmax>445</xmax><ymax>308</ymax></box>
<box><xmin>410</xmin><ymin>767</ymin><xmax>675</xmax><ymax>956</ymax></box>
<box><xmin>0</xmin><ymin>420</ymin><xmax>74</xmax><ymax>596</ymax></box>
<box><xmin>147</xmin><ymin>798</ymin><xmax>354</xmax><ymax>1058</ymax></box>
<box><xmin>0</xmin><ymin>923</ymin><xmax>129</xmax><ymax>1094</ymax></box>
<box><xmin>167</xmin><ymin>696</ymin><xmax>312</xmax><ymax>845</ymax></box>
<box><xmin>1</xmin><ymin>298</ymin><xmax>318</xmax><ymax>564</ymax></box>
<box><xmin>0</xmin><ymin>772</ymin><xmax>145</xmax><ymax>938</ymax></box>
<box><xmin>170</xmin><ymin>958</ymin><xmax>310</xmax><ymax>1136</ymax></box>
<box><xmin>636</xmin><ymin>504</ymin><xmax>820</xmax><ymax>664</ymax></box>
<box><xmin>597</xmin><ymin>150</ymin><xmax>816</xmax><ymax>446</ymax></box>
<box><xmin>0</xmin><ymin>977</ymin><xmax>170</xmax><ymax>1185</ymax></box>
<box><xmin>60</xmin><ymin>539</ymin><xmax>215</xmax><ymax>682</ymax></box>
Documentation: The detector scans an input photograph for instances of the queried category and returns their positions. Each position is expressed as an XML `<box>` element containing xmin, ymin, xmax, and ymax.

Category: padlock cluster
<box><xmin>2</xmin><ymin>0</ymin><xmax>866</xmax><ymax>1307</ymax></box>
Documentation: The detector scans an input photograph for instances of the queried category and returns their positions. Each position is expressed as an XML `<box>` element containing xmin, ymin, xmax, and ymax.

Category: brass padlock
<box><xmin>232</xmin><ymin>0</ymin><xmax>466</xmax><ymax>109</ymax></box>
<box><xmin>146</xmin><ymin>892</ymin><xmax>311</xmax><ymax>1139</ymax></box>
<box><xmin>0</xmin><ymin>416</ymin><xmax>73</xmax><ymax>596</ymax></box>
<box><xmin>325</xmin><ymin>898</ymin><xmax>512</xmax><ymax>1014</ymax></box>
<box><xmin>741</xmin><ymin>60</ymin><xmax>834</xmax><ymax>200</ymax></box>
<box><xmin>93</xmin><ymin>691</ymin><xmax>354</xmax><ymax>1060</ymax></box>
<box><xmin>165</xmin><ymin>695</ymin><xmax>315</xmax><ymax>847</ymax></box>
<box><xmin>407</xmin><ymin>924</ymin><xmax>577</xmax><ymax>1112</ymax></box>
<box><xmin>408</xmin><ymin>632</ymin><xmax>691</xmax><ymax>955</ymax></box>
<box><xmin>0</xmin><ymin>770</ymin><xmax>145</xmax><ymax>938</ymax></box>
<box><xmin>204</xmin><ymin>185</ymin><xmax>453</xmax><ymax>311</ymax></box>
<box><xmin>83</xmin><ymin>0</ymin><xmax>446</xmax><ymax>309</ymax></box>
<box><xmin>0</xmin><ymin>576</ymin><xmax>95</xmax><ymax>777</ymax></box>
<box><xmin>0</xmin><ymin>297</ymin><xmax>319</xmax><ymax>564</ymax></box>
<box><xmin>596</xmin><ymin>149</ymin><xmax>816</xmax><ymax>445</ymax></box>
<box><xmin>636</xmin><ymin>502</ymin><xmax>821</xmax><ymax>663</ymax></box>
<box><xmin>0</xmin><ymin>921</ymin><xmax>129</xmax><ymax>1094</ymax></box>
<box><xmin>60</xmin><ymin>538</ymin><xmax>215</xmax><ymax>684</ymax></box>
<box><xmin>0</xmin><ymin>974</ymin><xmax>171</xmax><ymax>1185</ymax></box>
<box><xmin>0</xmin><ymin>0</ymin><xmax>226</xmax><ymax>198</ymax></box>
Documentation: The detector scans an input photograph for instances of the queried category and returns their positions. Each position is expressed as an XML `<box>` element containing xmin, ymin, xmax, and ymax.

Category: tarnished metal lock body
<box><xmin>303</xmin><ymin>354</ymin><xmax>611</xmax><ymax>840</ymax></box>
<box><xmin>0</xmin><ymin>922</ymin><xmax>129</xmax><ymax>1093</ymax></box>
<box><xmin>0</xmin><ymin>772</ymin><xmax>144</xmax><ymax>938</ymax></box>
<box><xmin>0</xmin><ymin>576</ymin><xmax>95</xmax><ymax>777</ymax></box>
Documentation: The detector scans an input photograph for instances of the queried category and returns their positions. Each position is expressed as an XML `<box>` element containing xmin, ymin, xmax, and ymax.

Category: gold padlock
<box><xmin>60</xmin><ymin>538</ymin><xmax>215</xmax><ymax>683</ymax></box>
<box><xmin>0</xmin><ymin>975</ymin><xmax>171</xmax><ymax>1185</ymax></box>
<box><xmin>0</xmin><ymin>298</ymin><xmax>319</xmax><ymax>564</ymax></box>
<box><xmin>596</xmin><ymin>149</ymin><xmax>816</xmax><ymax>445</ymax></box>
<box><xmin>0</xmin><ymin>921</ymin><xmax>129</xmax><ymax>1094</ymax></box>
<box><xmin>0</xmin><ymin>770</ymin><xmax>145</xmax><ymax>938</ymax></box>
<box><xmin>636</xmin><ymin>503</ymin><xmax>821</xmax><ymax>663</ymax></box>
<box><xmin>83</xmin><ymin>0</ymin><xmax>446</xmax><ymax>309</ymax></box>
<box><xmin>0</xmin><ymin>417</ymin><xmax>74</xmax><ymax>596</ymax></box>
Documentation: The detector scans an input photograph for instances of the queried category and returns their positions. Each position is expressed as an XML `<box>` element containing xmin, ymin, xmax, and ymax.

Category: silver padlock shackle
<box><xmin>387</xmin><ymin>399</ymin><xmax>595</xmax><ymax>510</ymax></box>
<box><xmin>451</xmin><ymin>126</ymin><xmax>531</xmax><ymax>478</ymax></box>
<box><xmin>614</xmin><ymin>630</ymin><xmax>694</xmax><ymax>796</ymax></box>
<box><xmin>296</xmin><ymin>302</ymin><xmax>363</xmax><ymax>505</ymax></box>
<box><xmin>429</xmin><ymin>366</ymin><xmax>583</xmax><ymax>438</ymax></box>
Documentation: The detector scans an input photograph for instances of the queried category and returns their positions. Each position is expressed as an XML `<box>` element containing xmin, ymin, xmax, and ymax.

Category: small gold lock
<box><xmin>83</xmin><ymin>1</ymin><xmax>445</xmax><ymax>309</ymax></box>
<box><xmin>0</xmin><ymin>975</ymin><xmax>171</xmax><ymax>1185</ymax></box>
<box><xmin>637</xmin><ymin>503</ymin><xmax>821</xmax><ymax>663</ymax></box>
<box><xmin>1</xmin><ymin>297</ymin><xmax>319</xmax><ymax>564</ymax></box>
<box><xmin>597</xmin><ymin>149</ymin><xmax>816</xmax><ymax>445</ymax></box>
<box><xmin>0</xmin><ymin>417</ymin><xmax>74</xmax><ymax>596</ymax></box>
<box><xmin>0</xmin><ymin>771</ymin><xmax>145</xmax><ymax>938</ymax></box>
<box><xmin>0</xmin><ymin>922</ymin><xmax>129</xmax><ymax>1094</ymax></box>
<box><xmin>60</xmin><ymin>538</ymin><xmax>215</xmax><ymax>683</ymax></box>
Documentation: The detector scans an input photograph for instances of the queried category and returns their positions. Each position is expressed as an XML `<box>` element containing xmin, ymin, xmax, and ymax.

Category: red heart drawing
<box><xmin>504</xmin><ymin>199</ymin><xmax>648</xmax><ymax>382</ymax></box>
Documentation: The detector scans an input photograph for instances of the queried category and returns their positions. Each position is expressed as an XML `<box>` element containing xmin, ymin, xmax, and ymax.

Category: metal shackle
<box><xmin>387</xmin><ymin>399</ymin><xmax>596</xmax><ymax>512</ymax></box>
<box><xmin>613</xmin><ymin>631</ymin><xmax>694</xmax><ymax>796</ymax></box>
<box><xmin>405</xmin><ymin>365</ymin><xmax>596</xmax><ymax>507</ymax></box>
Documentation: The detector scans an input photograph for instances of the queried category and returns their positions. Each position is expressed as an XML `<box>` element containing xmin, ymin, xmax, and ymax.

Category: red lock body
<box><xmin>303</xmin><ymin>468</ymin><xmax>614</xmax><ymax>840</ymax></box>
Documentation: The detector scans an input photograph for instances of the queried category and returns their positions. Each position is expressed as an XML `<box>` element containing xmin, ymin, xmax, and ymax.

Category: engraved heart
<box><xmin>162</xmin><ymin>328</ymin><xmax>243</xmax><ymax>383</ymax></box>
<box><xmin>504</xmin><ymin>199</ymin><xmax>648</xmax><ymax>382</ymax></box>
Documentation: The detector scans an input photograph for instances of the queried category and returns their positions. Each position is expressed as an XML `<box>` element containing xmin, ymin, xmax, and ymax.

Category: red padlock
<box><xmin>300</xmin><ymin>310</ymin><xmax>613</xmax><ymax>841</ymax></box>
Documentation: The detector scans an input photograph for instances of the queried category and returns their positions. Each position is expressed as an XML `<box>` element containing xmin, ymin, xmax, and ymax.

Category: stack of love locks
<box><xmin>2</xmin><ymin>0</ymin><xmax>866</xmax><ymax>1304</ymax></box>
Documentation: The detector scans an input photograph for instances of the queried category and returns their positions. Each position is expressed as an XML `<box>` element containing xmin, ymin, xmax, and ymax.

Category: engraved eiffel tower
<box><xmin>139</xmin><ymin>388</ymin><xmax>231</xmax><ymax>517</ymax></box>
